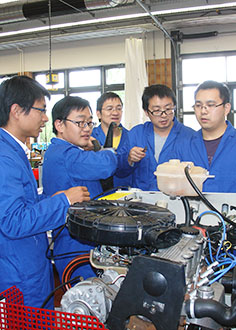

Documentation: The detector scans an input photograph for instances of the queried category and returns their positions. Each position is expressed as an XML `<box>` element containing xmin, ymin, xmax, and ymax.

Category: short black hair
<box><xmin>194</xmin><ymin>80</ymin><xmax>231</xmax><ymax>104</ymax></box>
<box><xmin>52</xmin><ymin>95</ymin><xmax>92</xmax><ymax>134</ymax></box>
<box><xmin>97</xmin><ymin>92</ymin><xmax>123</xmax><ymax>112</ymax></box>
<box><xmin>142</xmin><ymin>84</ymin><xmax>176</xmax><ymax>111</ymax></box>
<box><xmin>0</xmin><ymin>75</ymin><xmax>50</xmax><ymax>127</ymax></box>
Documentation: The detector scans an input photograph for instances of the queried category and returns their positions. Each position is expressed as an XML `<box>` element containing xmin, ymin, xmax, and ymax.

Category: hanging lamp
<box><xmin>46</xmin><ymin>0</ymin><xmax>59</xmax><ymax>85</ymax></box>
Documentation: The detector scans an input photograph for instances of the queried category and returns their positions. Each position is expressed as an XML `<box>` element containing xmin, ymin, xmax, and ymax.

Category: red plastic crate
<box><xmin>0</xmin><ymin>286</ymin><xmax>108</xmax><ymax>330</ymax></box>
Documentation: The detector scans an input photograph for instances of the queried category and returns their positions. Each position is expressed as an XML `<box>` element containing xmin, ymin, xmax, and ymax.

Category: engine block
<box><xmin>153</xmin><ymin>226</ymin><xmax>205</xmax><ymax>285</ymax></box>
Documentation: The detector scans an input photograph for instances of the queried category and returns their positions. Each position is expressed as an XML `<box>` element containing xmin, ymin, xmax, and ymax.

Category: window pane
<box><xmin>70</xmin><ymin>92</ymin><xmax>101</xmax><ymax>124</ymax></box>
<box><xmin>182</xmin><ymin>57</ymin><xmax>226</xmax><ymax>84</ymax></box>
<box><xmin>112</xmin><ymin>90</ymin><xmax>125</xmax><ymax>101</ymax></box>
<box><xmin>227</xmin><ymin>56</ymin><xmax>236</xmax><ymax>82</ymax></box>
<box><xmin>39</xmin><ymin>94</ymin><xmax>64</xmax><ymax>143</ymax></box>
<box><xmin>35</xmin><ymin>72</ymin><xmax>64</xmax><ymax>89</ymax></box>
<box><xmin>69</xmin><ymin>70</ymin><xmax>101</xmax><ymax>87</ymax></box>
<box><xmin>106</xmin><ymin>67</ymin><xmax>125</xmax><ymax>85</ymax></box>
<box><xmin>183</xmin><ymin>86</ymin><xmax>196</xmax><ymax>112</ymax></box>
<box><xmin>183</xmin><ymin>114</ymin><xmax>200</xmax><ymax>131</ymax></box>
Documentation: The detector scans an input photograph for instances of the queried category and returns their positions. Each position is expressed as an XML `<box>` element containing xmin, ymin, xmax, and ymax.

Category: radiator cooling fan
<box><xmin>67</xmin><ymin>200</ymin><xmax>181</xmax><ymax>248</ymax></box>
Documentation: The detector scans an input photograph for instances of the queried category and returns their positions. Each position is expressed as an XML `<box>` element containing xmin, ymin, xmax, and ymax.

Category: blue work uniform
<box><xmin>176</xmin><ymin>121</ymin><xmax>236</xmax><ymax>192</ymax></box>
<box><xmin>42</xmin><ymin>137</ymin><xmax>118</xmax><ymax>282</ymax></box>
<box><xmin>92</xmin><ymin>124</ymin><xmax>132</xmax><ymax>188</ymax></box>
<box><xmin>0</xmin><ymin>129</ymin><xmax>69</xmax><ymax>309</ymax></box>
<box><xmin>128</xmin><ymin>119</ymin><xmax>196</xmax><ymax>191</ymax></box>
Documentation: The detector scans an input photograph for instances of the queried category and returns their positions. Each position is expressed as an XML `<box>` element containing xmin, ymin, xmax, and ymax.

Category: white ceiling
<box><xmin>1</xmin><ymin>0</ymin><xmax>236</xmax><ymax>49</ymax></box>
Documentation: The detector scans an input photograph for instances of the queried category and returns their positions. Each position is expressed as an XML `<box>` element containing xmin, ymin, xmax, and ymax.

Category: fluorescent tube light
<box><xmin>1</xmin><ymin>2</ymin><xmax>236</xmax><ymax>38</ymax></box>
<box><xmin>0</xmin><ymin>0</ymin><xmax>18</xmax><ymax>3</ymax></box>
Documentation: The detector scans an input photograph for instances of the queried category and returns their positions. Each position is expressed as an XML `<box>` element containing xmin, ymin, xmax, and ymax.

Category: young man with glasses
<box><xmin>177</xmin><ymin>80</ymin><xmax>236</xmax><ymax>192</ymax></box>
<box><xmin>42</xmin><ymin>95</ymin><xmax>119</xmax><ymax>283</ymax></box>
<box><xmin>92</xmin><ymin>92</ymin><xmax>132</xmax><ymax>189</ymax></box>
<box><xmin>0</xmin><ymin>76</ymin><xmax>90</xmax><ymax>309</ymax></box>
<box><xmin>128</xmin><ymin>84</ymin><xmax>195</xmax><ymax>190</ymax></box>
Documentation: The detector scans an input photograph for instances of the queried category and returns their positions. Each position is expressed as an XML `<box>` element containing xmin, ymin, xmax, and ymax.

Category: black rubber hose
<box><xmin>221</xmin><ymin>273</ymin><xmax>234</xmax><ymax>294</ymax></box>
<box><xmin>46</xmin><ymin>223</ymin><xmax>66</xmax><ymax>260</ymax></box>
<box><xmin>181</xmin><ymin>196</ymin><xmax>191</xmax><ymax>226</ymax></box>
<box><xmin>40</xmin><ymin>275</ymin><xmax>81</xmax><ymax>309</ymax></box>
<box><xmin>104</xmin><ymin>121</ymin><xmax>117</xmax><ymax>148</ymax></box>
<box><xmin>185</xmin><ymin>298</ymin><xmax>236</xmax><ymax>327</ymax></box>
<box><xmin>144</xmin><ymin>227</ymin><xmax>182</xmax><ymax>249</ymax></box>
<box><xmin>100</xmin><ymin>122</ymin><xmax>117</xmax><ymax>192</ymax></box>
<box><xmin>184</xmin><ymin>166</ymin><xmax>236</xmax><ymax>227</ymax></box>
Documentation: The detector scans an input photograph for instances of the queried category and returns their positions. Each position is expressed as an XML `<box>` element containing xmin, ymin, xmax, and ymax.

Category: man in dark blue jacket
<box><xmin>42</xmin><ymin>96</ymin><xmax>118</xmax><ymax>283</ymax></box>
<box><xmin>0</xmin><ymin>76</ymin><xmax>90</xmax><ymax>309</ymax></box>
<box><xmin>128</xmin><ymin>84</ymin><xmax>195</xmax><ymax>191</ymax></box>
<box><xmin>176</xmin><ymin>80</ymin><xmax>236</xmax><ymax>192</ymax></box>
<box><xmin>92</xmin><ymin>92</ymin><xmax>132</xmax><ymax>189</ymax></box>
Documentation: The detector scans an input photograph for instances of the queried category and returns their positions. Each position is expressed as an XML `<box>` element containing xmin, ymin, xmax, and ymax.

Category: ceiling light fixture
<box><xmin>46</xmin><ymin>0</ymin><xmax>59</xmax><ymax>86</ymax></box>
<box><xmin>0</xmin><ymin>13</ymin><xmax>147</xmax><ymax>38</ymax></box>
<box><xmin>0</xmin><ymin>2</ymin><xmax>236</xmax><ymax>38</ymax></box>
<box><xmin>0</xmin><ymin>0</ymin><xmax>18</xmax><ymax>3</ymax></box>
<box><xmin>152</xmin><ymin>2</ymin><xmax>236</xmax><ymax>15</ymax></box>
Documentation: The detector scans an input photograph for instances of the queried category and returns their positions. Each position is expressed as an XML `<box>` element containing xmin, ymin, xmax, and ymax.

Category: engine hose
<box><xmin>100</xmin><ymin>121</ymin><xmax>117</xmax><ymax>192</ymax></box>
<box><xmin>104</xmin><ymin>121</ymin><xmax>116</xmax><ymax>148</ymax></box>
<box><xmin>63</xmin><ymin>259</ymin><xmax>89</xmax><ymax>290</ymax></box>
<box><xmin>181</xmin><ymin>196</ymin><xmax>191</xmax><ymax>226</ymax></box>
<box><xmin>62</xmin><ymin>254</ymin><xmax>90</xmax><ymax>290</ymax></box>
<box><xmin>63</xmin><ymin>254</ymin><xmax>90</xmax><ymax>281</ymax></box>
<box><xmin>144</xmin><ymin>227</ymin><xmax>182</xmax><ymax>249</ymax></box>
<box><xmin>62</xmin><ymin>255</ymin><xmax>86</xmax><ymax>281</ymax></box>
<box><xmin>64</xmin><ymin>259</ymin><xmax>87</xmax><ymax>283</ymax></box>
<box><xmin>186</xmin><ymin>298</ymin><xmax>236</xmax><ymax>327</ymax></box>
<box><xmin>184</xmin><ymin>166</ymin><xmax>236</xmax><ymax>227</ymax></box>
<box><xmin>221</xmin><ymin>273</ymin><xmax>234</xmax><ymax>294</ymax></box>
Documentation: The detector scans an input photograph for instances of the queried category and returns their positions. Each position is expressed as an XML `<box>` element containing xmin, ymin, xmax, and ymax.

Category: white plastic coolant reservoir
<box><xmin>154</xmin><ymin>159</ymin><xmax>213</xmax><ymax>197</ymax></box>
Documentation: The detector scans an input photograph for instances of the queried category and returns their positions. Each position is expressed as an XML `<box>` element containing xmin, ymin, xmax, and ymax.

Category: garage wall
<box><xmin>0</xmin><ymin>31</ymin><xmax>170</xmax><ymax>75</ymax></box>
<box><xmin>1</xmin><ymin>23</ymin><xmax>236</xmax><ymax>76</ymax></box>
<box><xmin>1</xmin><ymin>24</ymin><xmax>236</xmax><ymax>76</ymax></box>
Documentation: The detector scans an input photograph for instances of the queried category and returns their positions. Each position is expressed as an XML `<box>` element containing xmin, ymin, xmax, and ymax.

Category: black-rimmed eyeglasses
<box><xmin>147</xmin><ymin>106</ymin><xmax>176</xmax><ymax>117</ymax></box>
<box><xmin>192</xmin><ymin>102</ymin><xmax>224</xmax><ymax>111</ymax></box>
<box><xmin>64</xmin><ymin>118</ymin><xmax>96</xmax><ymax>128</ymax></box>
<box><xmin>31</xmin><ymin>106</ymin><xmax>47</xmax><ymax>113</ymax></box>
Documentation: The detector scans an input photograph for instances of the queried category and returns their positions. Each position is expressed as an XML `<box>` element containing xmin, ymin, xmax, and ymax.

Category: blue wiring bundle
<box><xmin>200</xmin><ymin>210</ymin><xmax>236</xmax><ymax>286</ymax></box>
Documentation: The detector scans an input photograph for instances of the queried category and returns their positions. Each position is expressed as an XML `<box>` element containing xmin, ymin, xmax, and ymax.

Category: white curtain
<box><xmin>124</xmin><ymin>38</ymin><xmax>148</xmax><ymax>129</ymax></box>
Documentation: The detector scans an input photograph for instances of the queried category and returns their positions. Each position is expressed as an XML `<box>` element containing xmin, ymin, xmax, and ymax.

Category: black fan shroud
<box><xmin>67</xmin><ymin>200</ymin><xmax>176</xmax><ymax>247</ymax></box>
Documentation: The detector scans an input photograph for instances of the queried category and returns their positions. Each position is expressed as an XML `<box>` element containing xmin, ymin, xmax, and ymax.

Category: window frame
<box><xmin>179</xmin><ymin>50</ymin><xmax>236</xmax><ymax>128</ymax></box>
<box><xmin>33</xmin><ymin>64</ymin><xmax>125</xmax><ymax>142</ymax></box>
<box><xmin>33</xmin><ymin>64</ymin><xmax>125</xmax><ymax>95</ymax></box>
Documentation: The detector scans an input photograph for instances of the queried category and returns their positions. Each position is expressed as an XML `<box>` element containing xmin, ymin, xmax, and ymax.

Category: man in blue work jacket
<box><xmin>92</xmin><ymin>92</ymin><xmax>132</xmax><ymax>189</ymax></box>
<box><xmin>42</xmin><ymin>96</ymin><xmax>118</xmax><ymax>283</ymax></box>
<box><xmin>127</xmin><ymin>84</ymin><xmax>196</xmax><ymax>191</ymax></box>
<box><xmin>0</xmin><ymin>76</ymin><xmax>90</xmax><ymax>309</ymax></box>
<box><xmin>176</xmin><ymin>80</ymin><xmax>236</xmax><ymax>192</ymax></box>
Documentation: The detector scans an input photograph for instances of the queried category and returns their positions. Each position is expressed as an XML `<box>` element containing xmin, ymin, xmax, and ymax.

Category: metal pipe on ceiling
<box><xmin>135</xmin><ymin>0</ymin><xmax>179</xmax><ymax>108</ymax></box>
<box><xmin>0</xmin><ymin>0</ymin><xmax>133</xmax><ymax>24</ymax></box>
